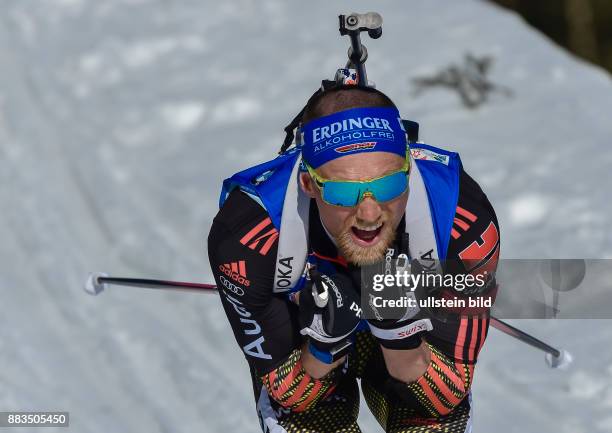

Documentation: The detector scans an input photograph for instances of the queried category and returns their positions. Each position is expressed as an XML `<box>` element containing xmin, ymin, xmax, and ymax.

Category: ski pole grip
<box><xmin>308</xmin><ymin>267</ymin><xmax>329</xmax><ymax>308</ymax></box>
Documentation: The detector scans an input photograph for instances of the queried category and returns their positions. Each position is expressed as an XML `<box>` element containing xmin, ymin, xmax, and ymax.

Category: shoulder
<box><xmin>208</xmin><ymin>189</ymin><xmax>279</xmax><ymax>304</ymax></box>
<box><xmin>446</xmin><ymin>168</ymin><xmax>500</xmax><ymax>274</ymax></box>
<box><xmin>212</xmin><ymin>189</ymin><xmax>270</xmax><ymax>234</ymax></box>
<box><xmin>208</xmin><ymin>188</ymin><xmax>279</xmax><ymax>259</ymax></box>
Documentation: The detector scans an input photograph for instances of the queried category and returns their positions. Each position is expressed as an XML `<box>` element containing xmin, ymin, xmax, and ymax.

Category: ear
<box><xmin>299</xmin><ymin>172</ymin><xmax>318</xmax><ymax>198</ymax></box>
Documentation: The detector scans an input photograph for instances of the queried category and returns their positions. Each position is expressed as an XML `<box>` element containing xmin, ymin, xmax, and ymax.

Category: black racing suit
<box><xmin>208</xmin><ymin>168</ymin><xmax>500</xmax><ymax>433</ymax></box>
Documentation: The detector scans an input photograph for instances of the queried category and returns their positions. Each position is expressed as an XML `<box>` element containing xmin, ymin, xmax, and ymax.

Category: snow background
<box><xmin>1</xmin><ymin>0</ymin><xmax>611</xmax><ymax>431</ymax></box>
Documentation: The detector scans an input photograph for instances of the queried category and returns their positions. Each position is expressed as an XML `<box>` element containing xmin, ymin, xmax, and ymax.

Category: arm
<box><xmin>297</xmin><ymin>271</ymin><xmax>361</xmax><ymax>376</ymax></box>
<box><xmin>260</xmin><ymin>345</ymin><xmax>344</xmax><ymax>412</ymax></box>
<box><xmin>292</xmin><ymin>289</ymin><xmax>349</xmax><ymax>379</ymax></box>
<box><xmin>261</xmin><ymin>270</ymin><xmax>362</xmax><ymax>410</ymax></box>
<box><xmin>208</xmin><ymin>190</ymin><xmax>346</xmax><ymax>410</ymax></box>
<box><xmin>373</xmin><ymin>169</ymin><xmax>501</xmax><ymax>415</ymax></box>
<box><xmin>301</xmin><ymin>342</ymin><xmax>346</xmax><ymax>378</ymax></box>
<box><xmin>380</xmin><ymin>340</ymin><xmax>431</xmax><ymax>383</ymax></box>
<box><xmin>208</xmin><ymin>190</ymin><xmax>301</xmax><ymax>372</ymax></box>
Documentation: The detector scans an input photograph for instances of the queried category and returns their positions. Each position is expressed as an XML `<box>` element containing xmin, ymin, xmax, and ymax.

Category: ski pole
<box><xmin>85</xmin><ymin>272</ymin><xmax>573</xmax><ymax>369</ymax></box>
<box><xmin>490</xmin><ymin>317</ymin><xmax>572</xmax><ymax>369</ymax></box>
<box><xmin>84</xmin><ymin>272</ymin><xmax>217</xmax><ymax>295</ymax></box>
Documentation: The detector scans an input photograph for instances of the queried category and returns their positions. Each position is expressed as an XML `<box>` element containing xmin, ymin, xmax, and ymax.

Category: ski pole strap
<box><xmin>308</xmin><ymin>341</ymin><xmax>334</xmax><ymax>364</ymax></box>
<box><xmin>308</xmin><ymin>339</ymin><xmax>353</xmax><ymax>364</ymax></box>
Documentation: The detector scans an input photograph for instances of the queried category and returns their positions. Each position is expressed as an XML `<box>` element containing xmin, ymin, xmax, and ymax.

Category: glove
<box><xmin>366</xmin><ymin>235</ymin><xmax>433</xmax><ymax>350</ymax></box>
<box><xmin>299</xmin><ymin>269</ymin><xmax>362</xmax><ymax>364</ymax></box>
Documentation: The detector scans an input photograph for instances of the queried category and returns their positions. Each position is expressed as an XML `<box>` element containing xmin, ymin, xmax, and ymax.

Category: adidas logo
<box><xmin>219</xmin><ymin>260</ymin><xmax>250</xmax><ymax>286</ymax></box>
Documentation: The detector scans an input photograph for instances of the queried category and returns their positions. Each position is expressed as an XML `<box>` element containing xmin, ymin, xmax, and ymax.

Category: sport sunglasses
<box><xmin>304</xmin><ymin>152</ymin><xmax>410</xmax><ymax>207</ymax></box>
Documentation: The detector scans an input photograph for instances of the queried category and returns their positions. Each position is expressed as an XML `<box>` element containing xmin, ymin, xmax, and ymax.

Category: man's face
<box><xmin>299</xmin><ymin>151</ymin><xmax>408</xmax><ymax>266</ymax></box>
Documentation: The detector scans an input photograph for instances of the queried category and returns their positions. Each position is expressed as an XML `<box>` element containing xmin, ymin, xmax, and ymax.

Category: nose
<box><xmin>355</xmin><ymin>195</ymin><xmax>382</xmax><ymax>224</ymax></box>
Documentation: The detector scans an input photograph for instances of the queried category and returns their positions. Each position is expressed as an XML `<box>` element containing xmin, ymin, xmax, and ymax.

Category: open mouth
<box><xmin>351</xmin><ymin>222</ymin><xmax>383</xmax><ymax>246</ymax></box>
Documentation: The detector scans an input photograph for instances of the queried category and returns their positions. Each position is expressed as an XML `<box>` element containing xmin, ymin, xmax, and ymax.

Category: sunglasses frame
<box><xmin>304</xmin><ymin>151</ymin><xmax>411</xmax><ymax>207</ymax></box>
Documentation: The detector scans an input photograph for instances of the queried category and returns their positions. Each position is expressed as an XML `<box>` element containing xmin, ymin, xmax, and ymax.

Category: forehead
<box><xmin>316</xmin><ymin>151</ymin><xmax>405</xmax><ymax>181</ymax></box>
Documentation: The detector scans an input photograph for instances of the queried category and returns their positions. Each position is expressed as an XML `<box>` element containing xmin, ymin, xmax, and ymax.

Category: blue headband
<box><xmin>301</xmin><ymin>106</ymin><xmax>407</xmax><ymax>168</ymax></box>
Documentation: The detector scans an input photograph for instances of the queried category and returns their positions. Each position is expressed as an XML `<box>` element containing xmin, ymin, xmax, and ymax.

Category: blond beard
<box><xmin>335</xmin><ymin>218</ymin><xmax>397</xmax><ymax>266</ymax></box>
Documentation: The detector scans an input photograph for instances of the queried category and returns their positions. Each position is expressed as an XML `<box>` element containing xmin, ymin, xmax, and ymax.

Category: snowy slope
<box><xmin>0</xmin><ymin>0</ymin><xmax>611</xmax><ymax>432</ymax></box>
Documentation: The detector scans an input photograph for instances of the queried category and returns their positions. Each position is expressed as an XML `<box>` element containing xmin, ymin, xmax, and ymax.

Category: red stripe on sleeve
<box><xmin>468</xmin><ymin>317</ymin><xmax>480</xmax><ymax>363</ymax></box>
<box><xmin>456</xmin><ymin>206</ymin><xmax>478</xmax><ymax>222</ymax></box>
<box><xmin>455</xmin><ymin>317</ymin><xmax>468</xmax><ymax>361</ymax></box>
<box><xmin>240</xmin><ymin>217</ymin><xmax>272</xmax><ymax>244</ymax></box>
